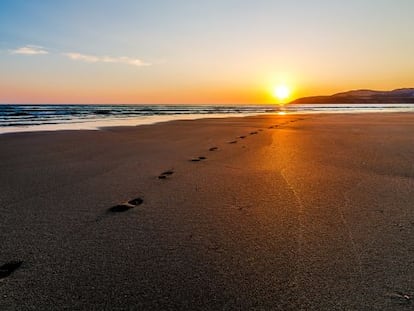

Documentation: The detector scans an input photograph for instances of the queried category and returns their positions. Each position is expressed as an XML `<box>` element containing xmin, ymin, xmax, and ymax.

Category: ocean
<box><xmin>1</xmin><ymin>103</ymin><xmax>414</xmax><ymax>134</ymax></box>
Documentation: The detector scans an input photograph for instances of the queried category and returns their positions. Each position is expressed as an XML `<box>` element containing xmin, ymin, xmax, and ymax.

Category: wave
<box><xmin>1</xmin><ymin>103</ymin><xmax>413</xmax><ymax>130</ymax></box>
<box><xmin>0</xmin><ymin>104</ymin><xmax>279</xmax><ymax>127</ymax></box>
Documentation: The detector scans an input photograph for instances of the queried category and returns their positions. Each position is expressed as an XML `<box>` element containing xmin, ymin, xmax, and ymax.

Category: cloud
<box><xmin>63</xmin><ymin>52</ymin><xmax>150</xmax><ymax>67</ymax></box>
<box><xmin>8</xmin><ymin>45</ymin><xmax>151</xmax><ymax>67</ymax></box>
<box><xmin>10</xmin><ymin>45</ymin><xmax>49</xmax><ymax>55</ymax></box>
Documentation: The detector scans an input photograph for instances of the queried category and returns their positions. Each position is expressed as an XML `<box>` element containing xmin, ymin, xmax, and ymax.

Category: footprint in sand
<box><xmin>158</xmin><ymin>170</ymin><xmax>174</xmax><ymax>179</ymax></box>
<box><xmin>128</xmin><ymin>198</ymin><xmax>144</xmax><ymax>206</ymax></box>
<box><xmin>249</xmin><ymin>131</ymin><xmax>258</xmax><ymax>135</ymax></box>
<box><xmin>190</xmin><ymin>156</ymin><xmax>207</xmax><ymax>162</ymax></box>
<box><xmin>0</xmin><ymin>261</ymin><xmax>23</xmax><ymax>279</ymax></box>
<box><xmin>387</xmin><ymin>292</ymin><xmax>412</xmax><ymax>305</ymax></box>
<box><xmin>209</xmin><ymin>147</ymin><xmax>218</xmax><ymax>151</ymax></box>
<box><xmin>109</xmin><ymin>197</ymin><xmax>143</xmax><ymax>212</ymax></box>
<box><xmin>228</xmin><ymin>140</ymin><xmax>238</xmax><ymax>144</ymax></box>
<box><xmin>239</xmin><ymin>135</ymin><xmax>246</xmax><ymax>139</ymax></box>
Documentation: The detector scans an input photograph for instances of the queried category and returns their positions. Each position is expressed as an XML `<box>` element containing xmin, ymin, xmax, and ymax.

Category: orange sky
<box><xmin>1</xmin><ymin>1</ymin><xmax>414</xmax><ymax>104</ymax></box>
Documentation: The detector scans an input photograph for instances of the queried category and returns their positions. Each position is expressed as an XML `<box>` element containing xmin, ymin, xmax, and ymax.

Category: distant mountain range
<box><xmin>290</xmin><ymin>88</ymin><xmax>414</xmax><ymax>104</ymax></box>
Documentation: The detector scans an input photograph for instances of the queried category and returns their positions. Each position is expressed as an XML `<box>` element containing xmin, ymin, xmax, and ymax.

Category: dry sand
<box><xmin>0</xmin><ymin>113</ymin><xmax>413</xmax><ymax>310</ymax></box>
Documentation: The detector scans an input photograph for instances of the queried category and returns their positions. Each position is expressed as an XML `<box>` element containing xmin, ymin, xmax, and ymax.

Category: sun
<box><xmin>273</xmin><ymin>84</ymin><xmax>291</xmax><ymax>101</ymax></box>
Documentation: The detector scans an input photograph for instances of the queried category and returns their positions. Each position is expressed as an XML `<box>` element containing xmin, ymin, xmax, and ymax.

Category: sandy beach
<box><xmin>0</xmin><ymin>113</ymin><xmax>413</xmax><ymax>310</ymax></box>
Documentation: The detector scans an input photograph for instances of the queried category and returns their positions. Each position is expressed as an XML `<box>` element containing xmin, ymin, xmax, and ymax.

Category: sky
<box><xmin>1</xmin><ymin>0</ymin><xmax>414</xmax><ymax>104</ymax></box>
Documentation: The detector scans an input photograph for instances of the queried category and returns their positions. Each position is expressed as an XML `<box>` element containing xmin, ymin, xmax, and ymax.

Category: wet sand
<box><xmin>0</xmin><ymin>113</ymin><xmax>413</xmax><ymax>310</ymax></box>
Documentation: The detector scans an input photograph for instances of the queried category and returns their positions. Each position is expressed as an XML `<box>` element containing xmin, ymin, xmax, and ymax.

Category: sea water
<box><xmin>1</xmin><ymin>104</ymin><xmax>413</xmax><ymax>134</ymax></box>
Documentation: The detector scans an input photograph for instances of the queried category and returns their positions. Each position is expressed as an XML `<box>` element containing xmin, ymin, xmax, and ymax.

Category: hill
<box><xmin>290</xmin><ymin>88</ymin><xmax>414</xmax><ymax>104</ymax></box>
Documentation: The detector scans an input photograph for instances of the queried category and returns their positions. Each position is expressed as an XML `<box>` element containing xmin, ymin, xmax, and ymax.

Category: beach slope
<box><xmin>0</xmin><ymin>113</ymin><xmax>413</xmax><ymax>310</ymax></box>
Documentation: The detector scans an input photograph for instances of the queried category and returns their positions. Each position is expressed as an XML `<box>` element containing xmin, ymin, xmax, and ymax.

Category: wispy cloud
<box><xmin>10</xmin><ymin>45</ymin><xmax>49</xmax><ymax>55</ymax></box>
<box><xmin>63</xmin><ymin>52</ymin><xmax>151</xmax><ymax>67</ymax></box>
<box><xmin>8</xmin><ymin>45</ymin><xmax>151</xmax><ymax>67</ymax></box>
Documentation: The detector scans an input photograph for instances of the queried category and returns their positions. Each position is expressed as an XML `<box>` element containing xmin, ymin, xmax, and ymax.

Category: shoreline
<box><xmin>2</xmin><ymin>103</ymin><xmax>414</xmax><ymax>135</ymax></box>
<box><xmin>1</xmin><ymin>112</ymin><xmax>413</xmax><ymax>309</ymax></box>
<box><xmin>0</xmin><ymin>112</ymin><xmax>259</xmax><ymax>135</ymax></box>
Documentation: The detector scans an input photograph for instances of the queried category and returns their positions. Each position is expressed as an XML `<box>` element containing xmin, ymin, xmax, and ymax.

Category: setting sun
<box><xmin>273</xmin><ymin>85</ymin><xmax>291</xmax><ymax>101</ymax></box>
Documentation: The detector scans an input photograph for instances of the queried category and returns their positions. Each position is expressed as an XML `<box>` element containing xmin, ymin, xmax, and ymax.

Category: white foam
<box><xmin>0</xmin><ymin>113</ymin><xmax>255</xmax><ymax>134</ymax></box>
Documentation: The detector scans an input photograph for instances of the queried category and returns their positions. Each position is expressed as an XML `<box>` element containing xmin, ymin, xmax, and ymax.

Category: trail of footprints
<box><xmin>108</xmin><ymin>118</ymin><xmax>305</xmax><ymax>213</ymax></box>
<box><xmin>0</xmin><ymin>118</ymin><xmax>306</xmax><ymax>280</ymax></box>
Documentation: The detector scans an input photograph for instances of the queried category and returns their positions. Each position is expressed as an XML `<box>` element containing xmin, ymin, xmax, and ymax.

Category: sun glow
<box><xmin>273</xmin><ymin>85</ymin><xmax>291</xmax><ymax>102</ymax></box>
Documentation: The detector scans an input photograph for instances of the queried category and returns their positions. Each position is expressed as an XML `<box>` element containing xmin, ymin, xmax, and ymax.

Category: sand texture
<box><xmin>1</xmin><ymin>113</ymin><xmax>413</xmax><ymax>310</ymax></box>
